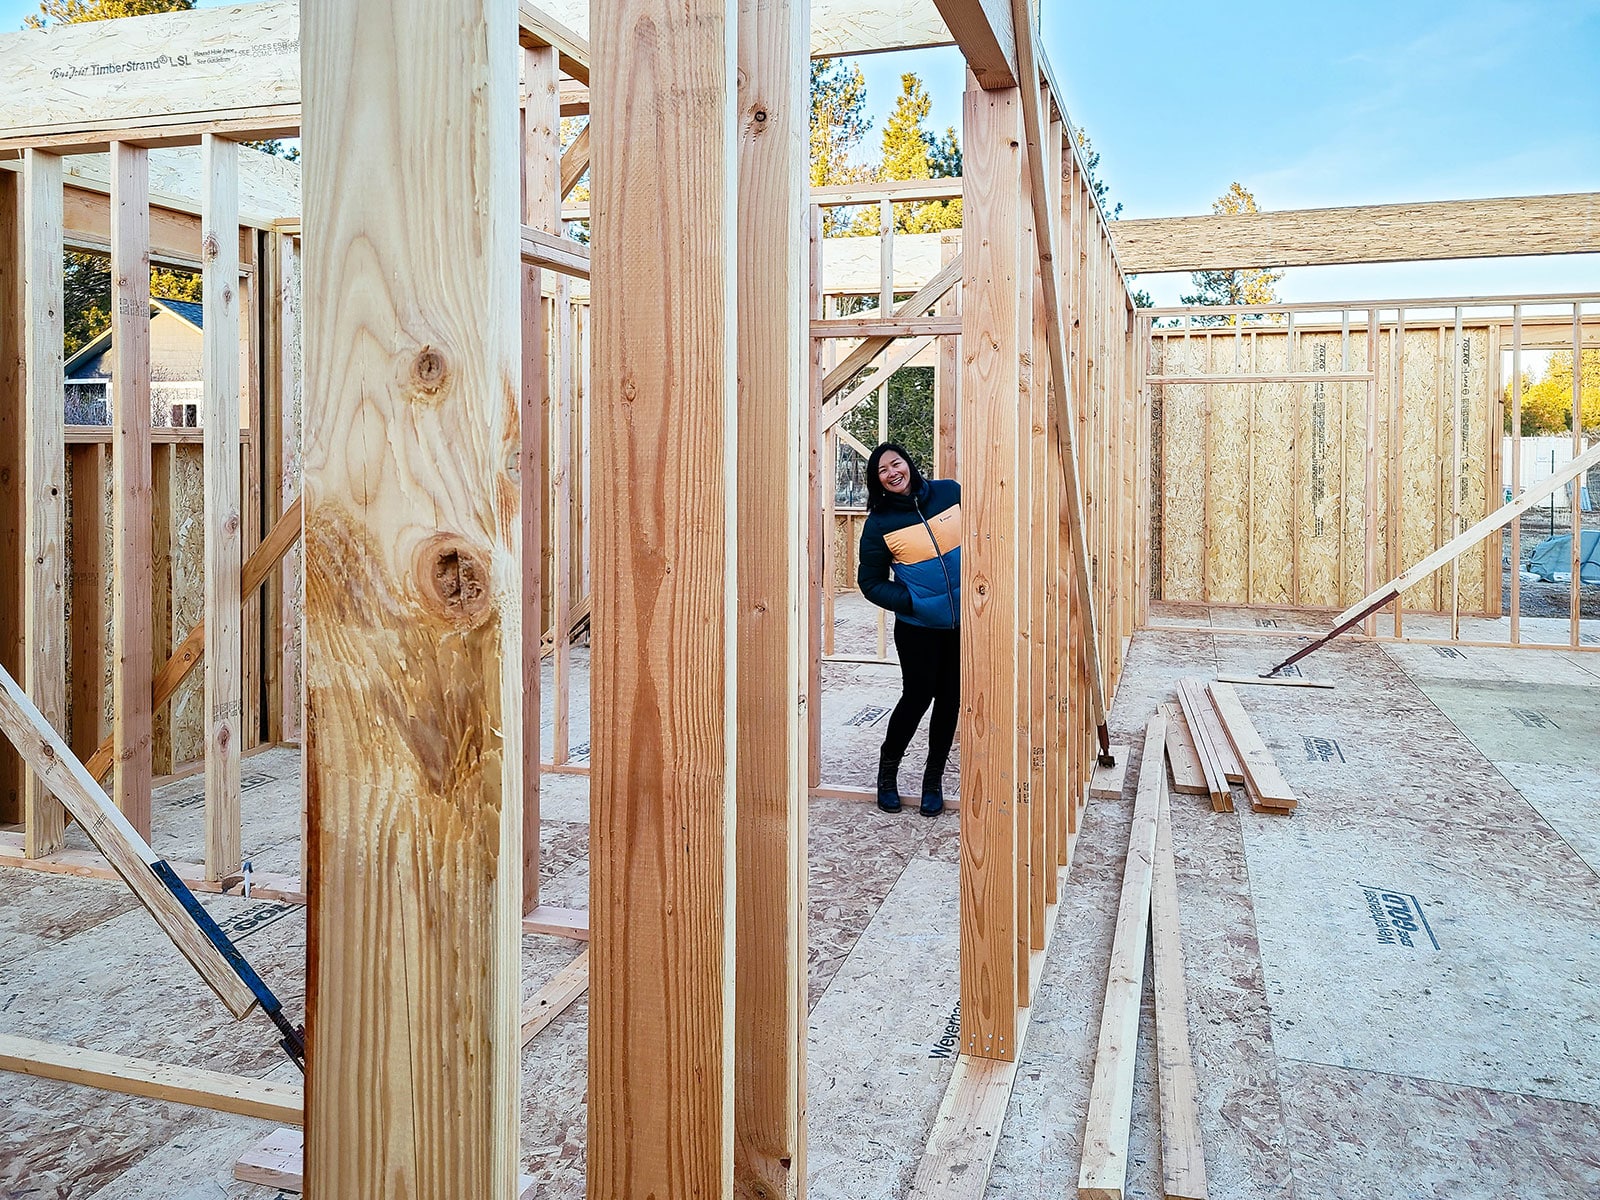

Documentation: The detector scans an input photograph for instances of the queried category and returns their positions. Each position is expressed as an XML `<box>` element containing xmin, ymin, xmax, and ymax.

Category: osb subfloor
<box><xmin>4</xmin><ymin>612</ymin><xmax>1599</xmax><ymax>1198</ymax></box>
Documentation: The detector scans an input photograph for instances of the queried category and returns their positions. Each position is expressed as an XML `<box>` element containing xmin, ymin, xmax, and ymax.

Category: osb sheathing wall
<box><xmin>1154</xmin><ymin>323</ymin><xmax>1495</xmax><ymax>613</ymax></box>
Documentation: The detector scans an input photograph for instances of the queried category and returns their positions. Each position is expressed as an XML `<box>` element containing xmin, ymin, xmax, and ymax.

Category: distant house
<box><xmin>64</xmin><ymin>298</ymin><xmax>205</xmax><ymax>427</ymax></box>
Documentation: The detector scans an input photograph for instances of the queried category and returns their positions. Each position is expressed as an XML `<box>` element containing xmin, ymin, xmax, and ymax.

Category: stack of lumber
<box><xmin>1078</xmin><ymin>714</ymin><xmax>1208</xmax><ymax>1200</ymax></box>
<box><xmin>1167</xmin><ymin>678</ymin><xmax>1298</xmax><ymax>815</ymax></box>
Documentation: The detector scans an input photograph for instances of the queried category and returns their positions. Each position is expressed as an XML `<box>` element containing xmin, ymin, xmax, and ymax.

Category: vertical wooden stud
<box><xmin>588</xmin><ymin>0</ymin><xmax>740</xmax><ymax>1191</ymax></box>
<box><xmin>734</xmin><ymin>0</ymin><xmax>808</xmax><ymax>1190</ymax></box>
<box><xmin>202</xmin><ymin>134</ymin><xmax>242</xmax><ymax>879</ymax></box>
<box><xmin>300</xmin><ymin>0</ymin><xmax>523</xmax><ymax>1192</ymax></box>
<box><xmin>0</xmin><ymin>169</ymin><xmax>23</xmax><ymax>826</ymax></box>
<box><xmin>68</xmin><ymin>444</ymin><xmax>108</xmax><ymax>768</ymax></box>
<box><xmin>110</xmin><ymin>141</ymin><xmax>154</xmax><ymax>839</ymax></box>
<box><xmin>149</xmin><ymin>441</ymin><xmax>174</xmax><ymax>775</ymax></box>
<box><xmin>958</xmin><ymin>80</ymin><xmax>1022</xmax><ymax>1062</ymax></box>
<box><xmin>22</xmin><ymin>150</ymin><xmax>67</xmax><ymax>856</ymax></box>
<box><xmin>806</xmin><ymin>204</ymin><xmax>824</xmax><ymax>790</ymax></box>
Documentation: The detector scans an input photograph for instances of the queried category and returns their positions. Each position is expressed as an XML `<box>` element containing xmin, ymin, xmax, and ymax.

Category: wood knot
<box><xmin>416</xmin><ymin>534</ymin><xmax>492</xmax><ymax>627</ymax></box>
<box><xmin>202</xmin><ymin>233</ymin><xmax>220</xmax><ymax>261</ymax></box>
<box><xmin>408</xmin><ymin>346</ymin><xmax>451</xmax><ymax>404</ymax></box>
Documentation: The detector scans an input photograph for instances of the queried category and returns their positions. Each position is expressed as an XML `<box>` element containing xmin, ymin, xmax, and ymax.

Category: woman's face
<box><xmin>877</xmin><ymin>451</ymin><xmax>912</xmax><ymax>495</ymax></box>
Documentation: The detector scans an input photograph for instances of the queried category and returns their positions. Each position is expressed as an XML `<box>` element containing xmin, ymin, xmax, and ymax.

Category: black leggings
<box><xmin>881</xmin><ymin>620</ymin><xmax>960</xmax><ymax>781</ymax></box>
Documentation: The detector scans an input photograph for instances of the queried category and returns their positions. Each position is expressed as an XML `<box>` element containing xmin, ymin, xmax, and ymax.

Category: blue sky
<box><xmin>6</xmin><ymin>0</ymin><xmax>1596</xmax><ymax>304</ymax></box>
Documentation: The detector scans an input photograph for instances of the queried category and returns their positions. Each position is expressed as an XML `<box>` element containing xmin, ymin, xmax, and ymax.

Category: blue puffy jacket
<box><xmin>857</xmin><ymin>479</ymin><xmax>962</xmax><ymax>629</ymax></box>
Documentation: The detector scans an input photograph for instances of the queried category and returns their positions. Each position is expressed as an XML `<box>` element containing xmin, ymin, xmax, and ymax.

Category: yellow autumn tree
<box><xmin>1510</xmin><ymin>349</ymin><xmax>1600</xmax><ymax>434</ymax></box>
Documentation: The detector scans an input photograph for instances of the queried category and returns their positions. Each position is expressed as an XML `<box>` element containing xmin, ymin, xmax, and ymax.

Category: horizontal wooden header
<box><xmin>1114</xmin><ymin>193</ymin><xmax>1600</xmax><ymax>273</ymax></box>
<box><xmin>0</xmin><ymin>1</ymin><xmax>299</xmax><ymax>151</ymax></box>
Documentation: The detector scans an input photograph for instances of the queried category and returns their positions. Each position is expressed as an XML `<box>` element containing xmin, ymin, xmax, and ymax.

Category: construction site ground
<box><xmin>2</xmin><ymin>593</ymin><xmax>1598</xmax><ymax>1198</ymax></box>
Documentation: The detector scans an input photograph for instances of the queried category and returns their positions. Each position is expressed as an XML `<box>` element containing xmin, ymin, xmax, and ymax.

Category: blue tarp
<box><xmin>1527</xmin><ymin>530</ymin><xmax>1600</xmax><ymax>584</ymax></box>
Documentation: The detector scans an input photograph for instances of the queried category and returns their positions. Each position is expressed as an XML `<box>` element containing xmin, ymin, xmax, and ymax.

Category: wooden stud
<box><xmin>110</xmin><ymin>141</ymin><xmax>154</xmax><ymax>839</ymax></box>
<box><xmin>149</xmin><ymin>442</ymin><xmax>174</xmax><ymax>775</ymax></box>
<box><xmin>551</xmin><ymin>275</ymin><xmax>574</xmax><ymax>765</ymax></box>
<box><xmin>68</xmin><ymin>444</ymin><xmax>108</xmax><ymax>767</ymax></box>
<box><xmin>300</xmin><ymin>0</ymin><xmax>524</xmax><ymax>1192</ymax></box>
<box><xmin>520</xmin><ymin>950</ymin><xmax>590</xmax><ymax>1046</ymax></box>
<box><xmin>1571</xmin><ymin>303</ymin><xmax>1584</xmax><ymax>648</ymax></box>
<box><xmin>1155</xmin><ymin>701</ymin><xmax>1206</xmax><ymax>796</ymax></box>
<box><xmin>21</xmin><ymin>149</ymin><xmax>66</xmax><ymax>856</ymax></box>
<box><xmin>807</xmin><ymin>204</ymin><xmax>825</xmax><ymax>790</ymax></box>
<box><xmin>202</xmin><ymin>133</ymin><xmax>242</xmax><ymax>879</ymax></box>
<box><xmin>588</xmin><ymin>0</ymin><xmax>739</xmax><ymax>1190</ymax></box>
<box><xmin>957</xmin><ymin>79</ymin><xmax>1022</xmax><ymax>1062</ymax></box>
<box><xmin>0</xmin><ymin>168</ymin><xmax>21</xmax><ymax>826</ymax></box>
<box><xmin>1077</xmin><ymin>715</ymin><xmax>1165</xmax><ymax>1200</ymax></box>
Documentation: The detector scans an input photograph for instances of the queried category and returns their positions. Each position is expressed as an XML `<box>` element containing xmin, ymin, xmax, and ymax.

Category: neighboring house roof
<box><xmin>64</xmin><ymin>298</ymin><xmax>204</xmax><ymax>380</ymax></box>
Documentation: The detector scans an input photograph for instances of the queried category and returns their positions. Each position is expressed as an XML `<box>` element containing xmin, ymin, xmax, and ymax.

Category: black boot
<box><xmin>877</xmin><ymin>752</ymin><xmax>903</xmax><ymax>813</ymax></box>
<box><xmin>920</xmin><ymin>762</ymin><xmax>946</xmax><ymax>816</ymax></box>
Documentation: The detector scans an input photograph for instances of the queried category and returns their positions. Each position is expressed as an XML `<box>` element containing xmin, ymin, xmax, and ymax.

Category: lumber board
<box><xmin>0</xmin><ymin>169</ymin><xmax>22</xmax><ymax>827</ymax></box>
<box><xmin>521</xmin><ymin>949</ymin><xmax>591</xmax><ymax>1045</ymax></box>
<box><xmin>0</xmin><ymin>1033</ymin><xmax>299</xmax><ymax>1124</ymax></box>
<box><xmin>1088</xmin><ymin>744</ymin><xmax>1132</xmax><ymax>799</ymax></box>
<box><xmin>811</xmin><ymin>315</ymin><xmax>961</xmax><ymax>338</ymax></box>
<box><xmin>819</xmin><ymin>334</ymin><xmax>934</xmax><ymax>430</ymax></box>
<box><xmin>818</xmin><ymin>253</ymin><xmax>962</xmax><ymax>399</ymax></box>
<box><xmin>1207</xmin><ymin>683</ymin><xmax>1298</xmax><ymax>812</ymax></box>
<box><xmin>521</xmin><ymin>223</ymin><xmax>590</xmax><ymax>279</ymax></box>
<box><xmin>905</xmin><ymin>1054</ymin><xmax>1020</xmax><ymax>1198</ymax></box>
<box><xmin>517</xmin><ymin>1</ymin><xmax>592</xmax><ymax>85</ymax></box>
<box><xmin>1077</xmin><ymin>715</ymin><xmax>1166</xmax><ymax>1200</ymax></box>
<box><xmin>733</xmin><ymin>0</ymin><xmax>808</xmax><ymax>1190</ymax></box>
<box><xmin>1151</xmin><ymin>792</ymin><xmax>1208</xmax><ymax>1200</ymax></box>
<box><xmin>1156</xmin><ymin>702</ymin><xmax>1206</xmax><ymax>797</ymax></box>
<box><xmin>201</xmin><ymin>134</ymin><xmax>242</xmax><ymax>881</ymax></box>
<box><xmin>83</xmin><ymin>497</ymin><xmax>303</xmax><ymax>785</ymax></box>
<box><xmin>22</xmin><ymin>149</ymin><xmax>67</xmax><ymax>857</ymax></box>
<box><xmin>0</xmin><ymin>830</ymin><xmax>304</xmax><ymax>902</ymax></box>
<box><xmin>587</xmin><ymin>0</ymin><xmax>739</xmax><ymax>1190</ymax></box>
<box><xmin>558</xmin><ymin>122</ymin><xmax>590</xmax><ymax>199</ymax></box>
<box><xmin>1172</xmin><ymin>680</ymin><xmax>1229</xmax><ymax>811</ymax></box>
<box><xmin>957</xmin><ymin>80</ymin><xmax>1022</xmax><ymax>1063</ymax></box>
<box><xmin>0</xmin><ymin>2</ymin><xmax>299</xmax><ymax>150</ymax></box>
<box><xmin>0</xmin><ymin>667</ymin><xmax>257</xmax><ymax>1016</ymax></box>
<box><xmin>110</xmin><ymin>141</ymin><xmax>155</xmax><ymax>839</ymax></box>
<box><xmin>1178</xmin><ymin>678</ymin><xmax>1241</xmax><ymax>782</ymax></box>
<box><xmin>522</xmin><ymin>903</ymin><xmax>590</xmax><ymax>941</ymax></box>
<box><xmin>1113</xmin><ymin>193</ymin><xmax>1600</xmax><ymax>273</ymax></box>
<box><xmin>300</xmin><ymin>0</ymin><xmax>524</xmax><ymax>1192</ymax></box>
<box><xmin>932</xmin><ymin>0</ymin><xmax>1017</xmax><ymax>88</ymax></box>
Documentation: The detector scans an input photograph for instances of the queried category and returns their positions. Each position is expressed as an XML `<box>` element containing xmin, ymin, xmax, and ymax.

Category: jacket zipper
<box><xmin>915</xmin><ymin>494</ymin><xmax>958</xmax><ymax>629</ymax></box>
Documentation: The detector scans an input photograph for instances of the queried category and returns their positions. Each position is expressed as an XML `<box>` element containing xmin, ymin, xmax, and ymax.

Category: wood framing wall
<box><xmin>1150</xmin><ymin>311</ymin><xmax>1499</xmax><ymax>615</ymax></box>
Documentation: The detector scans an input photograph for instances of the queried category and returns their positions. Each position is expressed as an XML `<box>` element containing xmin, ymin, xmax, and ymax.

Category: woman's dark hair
<box><xmin>864</xmin><ymin>442</ymin><xmax>927</xmax><ymax>512</ymax></box>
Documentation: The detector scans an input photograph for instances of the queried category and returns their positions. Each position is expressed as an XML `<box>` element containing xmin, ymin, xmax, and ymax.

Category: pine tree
<box><xmin>1074</xmin><ymin>128</ymin><xmax>1151</xmax><ymax>307</ymax></box>
<box><xmin>810</xmin><ymin>60</ymin><xmax>872</xmax><ymax>235</ymax></box>
<box><xmin>868</xmin><ymin>73</ymin><xmax>961</xmax><ymax>235</ymax></box>
<box><xmin>1179</xmin><ymin>183</ymin><xmax>1282</xmax><ymax>323</ymax></box>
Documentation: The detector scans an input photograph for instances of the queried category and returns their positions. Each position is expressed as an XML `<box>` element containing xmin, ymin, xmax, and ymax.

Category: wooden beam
<box><xmin>518</xmin><ymin>1</ymin><xmax>592</xmax><ymax>86</ymax></box>
<box><xmin>1207</xmin><ymin>683</ymin><xmax>1297</xmax><ymax>812</ymax></box>
<box><xmin>812</xmin><ymin>315</ymin><xmax>961</xmax><ymax>338</ymax></box>
<box><xmin>559</xmin><ymin>122</ymin><xmax>590</xmax><ymax>200</ymax></box>
<box><xmin>932</xmin><ymin>0</ymin><xmax>1016</xmax><ymax>88</ymax></box>
<box><xmin>734</xmin><ymin>0</ymin><xmax>807</xmax><ymax>1191</ymax></box>
<box><xmin>521</xmin><ymin>224</ymin><xmax>590</xmax><ymax>279</ymax></box>
<box><xmin>1151</xmin><ymin>788</ymin><xmax>1209</xmax><ymax>1200</ymax></box>
<box><xmin>958</xmin><ymin>80</ymin><xmax>1022</xmax><ymax>1063</ymax></box>
<box><xmin>819</xmin><ymin>334</ymin><xmax>933</xmax><ymax>430</ymax></box>
<box><xmin>201</xmin><ymin>134</ymin><xmax>242</xmax><ymax>880</ymax></box>
<box><xmin>301</xmin><ymin>0</ymin><xmax>524</xmax><ymax>1193</ymax></box>
<box><xmin>1112</xmin><ymin>193</ymin><xmax>1600</xmax><ymax>273</ymax></box>
<box><xmin>811</xmin><ymin>176</ymin><xmax>963</xmax><ymax>207</ymax></box>
<box><xmin>22</xmin><ymin>149</ymin><xmax>67</xmax><ymax>857</ymax></box>
<box><xmin>69</xmin><ymin>443</ymin><xmax>109</xmax><ymax>772</ymax></box>
<box><xmin>520</xmin><ymin>950</ymin><xmax>591</xmax><ymax>1046</ymax></box>
<box><xmin>588</xmin><ymin>0</ymin><xmax>738</xmax><ymax>1190</ymax></box>
<box><xmin>0</xmin><ymin>168</ymin><xmax>23</xmax><ymax>826</ymax></box>
<box><xmin>0</xmin><ymin>1033</ymin><xmax>301</xmax><ymax>1125</ymax></box>
<box><xmin>1078</xmin><ymin>716</ymin><xmax>1165</xmax><ymax>1200</ymax></box>
<box><xmin>0</xmin><ymin>664</ymin><xmax>258</xmax><ymax>1016</ymax></box>
<box><xmin>818</xmin><ymin>253</ymin><xmax>962</xmax><ymax>398</ymax></box>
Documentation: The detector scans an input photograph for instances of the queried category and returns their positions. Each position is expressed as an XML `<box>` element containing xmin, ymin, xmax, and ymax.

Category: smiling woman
<box><xmin>856</xmin><ymin>440</ymin><xmax>962</xmax><ymax>816</ymax></box>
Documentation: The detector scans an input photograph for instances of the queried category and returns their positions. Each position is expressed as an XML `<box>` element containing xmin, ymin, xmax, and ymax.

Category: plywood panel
<box><xmin>1206</xmin><ymin>334</ymin><xmax>1250</xmax><ymax>605</ymax></box>
<box><xmin>1157</xmin><ymin>336</ymin><xmax>1206</xmax><ymax>603</ymax></box>
<box><xmin>1246</xmin><ymin>330</ymin><xmax>1294</xmax><ymax>607</ymax></box>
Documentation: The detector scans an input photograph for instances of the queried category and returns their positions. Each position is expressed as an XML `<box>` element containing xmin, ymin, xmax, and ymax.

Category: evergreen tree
<box><xmin>1179</xmin><ymin>183</ymin><xmax>1283</xmax><ymax>323</ymax></box>
<box><xmin>810</xmin><ymin>59</ymin><xmax>872</xmax><ymax>235</ymax></box>
<box><xmin>1074</xmin><ymin>128</ymin><xmax>1152</xmax><ymax>308</ymax></box>
<box><xmin>870</xmin><ymin>73</ymin><xmax>961</xmax><ymax>234</ymax></box>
